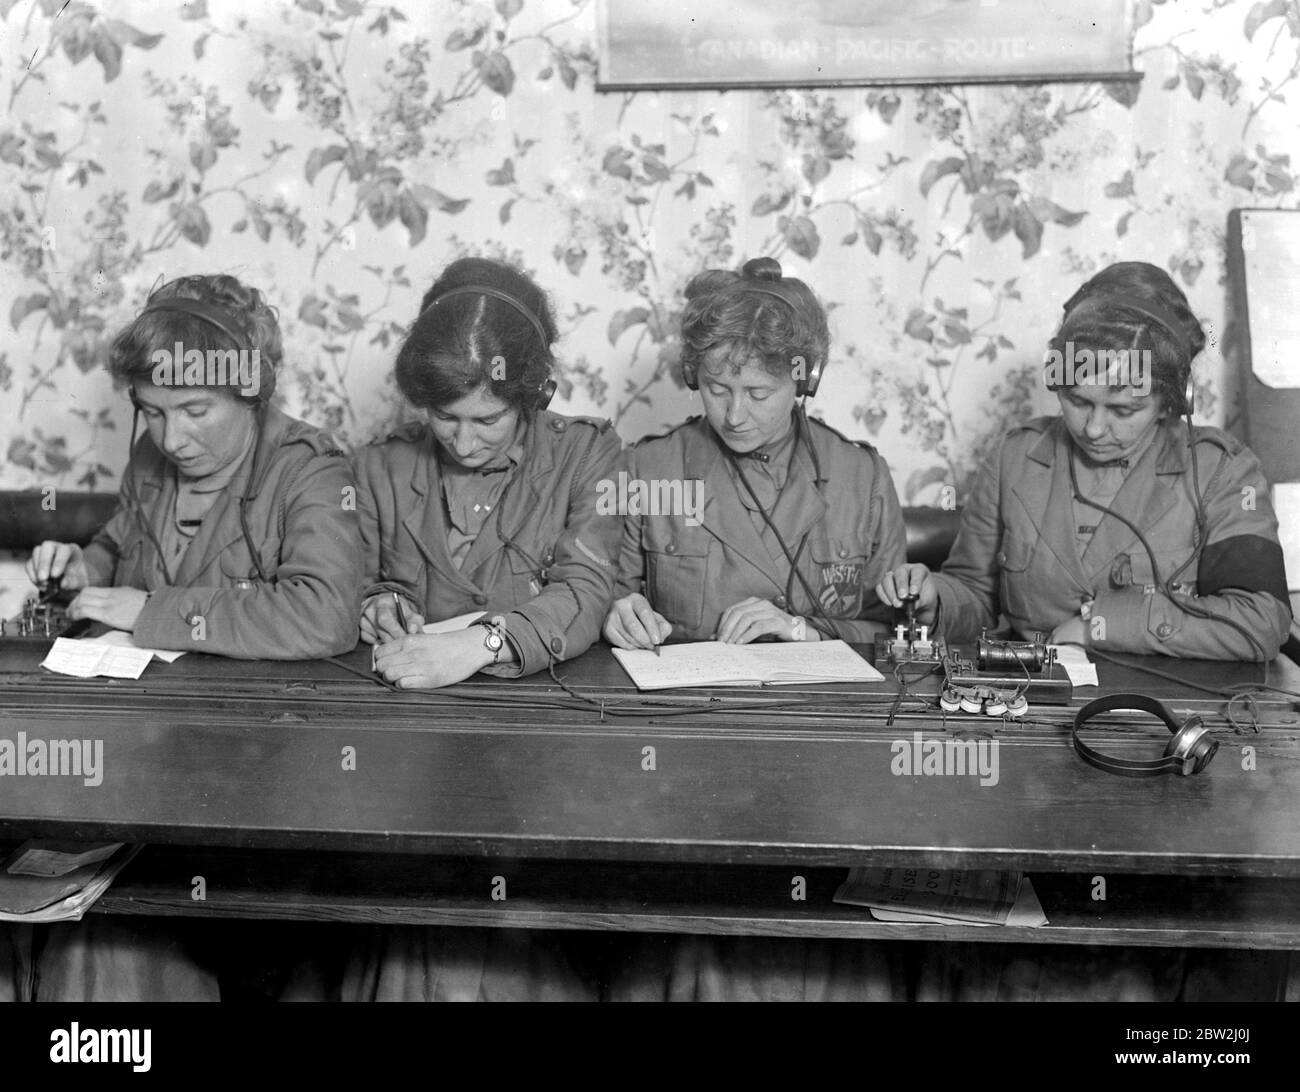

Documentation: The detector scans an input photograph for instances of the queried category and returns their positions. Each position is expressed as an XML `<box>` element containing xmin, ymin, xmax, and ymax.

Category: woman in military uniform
<box><xmin>877</xmin><ymin>261</ymin><xmax>1290</xmax><ymax>662</ymax></box>
<box><xmin>604</xmin><ymin>256</ymin><xmax>905</xmax><ymax>653</ymax></box>
<box><xmin>603</xmin><ymin>256</ymin><xmax>913</xmax><ymax>1000</ymax></box>
<box><xmin>877</xmin><ymin>261</ymin><xmax>1292</xmax><ymax>1001</ymax></box>
<box><xmin>19</xmin><ymin>273</ymin><xmax>364</xmax><ymax>1001</ymax></box>
<box><xmin>352</xmin><ymin>257</ymin><xmax>623</xmax><ymax>690</ymax></box>
<box><xmin>331</xmin><ymin>256</ymin><xmax>623</xmax><ymax>1000</ymax></box>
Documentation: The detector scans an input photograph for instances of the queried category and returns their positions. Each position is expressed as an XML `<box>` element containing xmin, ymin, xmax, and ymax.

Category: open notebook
<box><xmin>612</xmin><ymin>639</ymin><xmax>884</xmax><ymax>691</ymax></box>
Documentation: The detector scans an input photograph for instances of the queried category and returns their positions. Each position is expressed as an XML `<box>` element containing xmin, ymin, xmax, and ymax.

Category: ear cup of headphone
<box><xmin>1164</xmin><ymin>717</ymin><xmax>1218</xmax><ymax>776</ymax></box>
<box><xmin>799</xmin><ymin>357</ymin><xmax>824</xmax><ymax>398</ymax></box>
<box><xmin>537</xmin><ymin>376</ymin><xmax>557</xmax><ymax>410</ymax></box>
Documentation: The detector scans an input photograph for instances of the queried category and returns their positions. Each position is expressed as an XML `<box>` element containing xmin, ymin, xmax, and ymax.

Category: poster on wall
<box><xmin>596</xmin><ymin>0</ymin><xmax>1138</xmax><ymax>89</ymax></box>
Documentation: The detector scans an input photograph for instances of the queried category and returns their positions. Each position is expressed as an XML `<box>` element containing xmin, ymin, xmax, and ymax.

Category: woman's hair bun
<box><xmin>742</xmin><ymin>256</ymin><xmax>783</xmax><ymax>283</ymax></box>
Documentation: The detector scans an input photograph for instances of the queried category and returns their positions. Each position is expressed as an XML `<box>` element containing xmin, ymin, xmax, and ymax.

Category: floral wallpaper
<box><xmin>2</xmin><ymin>0</ymin><xmax>1298</xmax><ymax>515</ymax></box>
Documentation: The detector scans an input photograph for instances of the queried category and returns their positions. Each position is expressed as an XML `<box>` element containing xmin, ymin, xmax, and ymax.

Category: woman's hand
<box><xmin>1049</xmin><ymin>615</ymin><xmax>1087</xmax><ymax>647</ymax></box>
<box><xmin>67</xmin><ymin>587</ymin><xmax>149</xmax><ymax>632</ymax></box>
<box><xmin>26</xmin><ymin>541</ymin><xmax>91</xmax><ymax>592</ymax></box>
<box><xmin>875</xmin><ymin>563</ymin><xmax>939</xmax><ymax>625</ymax></box>
<box><xmin>716</xmin><ymin>597</ymin><xmax>820</xmax><ymax>644</ymax></box>
<box><xmin>603</xmin><ymin>593</ymin><xmax>673</xmax><ymax>650</ymax></box>
<box><xmin>360</xmin><ymin>592</ymin><xmax>425</xmax><ymax>645</ymax></box>
<box><xmin>372</xmin><ymin>628</ymin><xmax>499</xmax><ymax>689</ymax></box>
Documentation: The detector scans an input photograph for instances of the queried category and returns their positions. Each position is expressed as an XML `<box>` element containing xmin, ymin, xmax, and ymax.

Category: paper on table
<box><xmin>1050</xmin><ymin>644</ymin><xmax>1098</xmax><ymax>687</ymax></box>
<box><xmin>84</xmin><ymin>629</ymin><xmax>187</xmax><ymax>663</ymax></box>
<box><xmin>833</xmin><ymin>867</ymin><xmax>1023</xmax><ymax>925</ymax></box>
<box><xmin>41</xmin><ymin>637</ymin><xmax>153</xmax><ymax>679</ymax></box>
<box><xmin>422</xmin><ymin>611</ymin><xmax>487</xmax><ymax>635</ymax></box>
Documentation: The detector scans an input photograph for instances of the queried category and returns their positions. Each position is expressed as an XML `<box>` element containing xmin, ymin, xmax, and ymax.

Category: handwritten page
<box><xmin>613</xmin><ymin>639</ymin><xmax>883</xmax><ymax>691</ymax></box>
<box><xmin>42</xmin><ymin>638</ymin><xmax>154</xmax><ymax>680</ymax></box>
<box><xmin>84</xmin><ymin>629</ymin><xmax>187</xmax><ymax>663</ymax></box>
<box><xmin>1049</xmin><ymin>644</ymin><xmax>1099</xmax><ymax>687</ymax></box>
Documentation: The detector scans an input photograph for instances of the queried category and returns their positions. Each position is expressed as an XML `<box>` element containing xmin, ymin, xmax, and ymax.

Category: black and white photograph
<box><xmin>0</xmin><ymin>0</ymin><xmax>1296</xmax><ymax>1058</ymax></box>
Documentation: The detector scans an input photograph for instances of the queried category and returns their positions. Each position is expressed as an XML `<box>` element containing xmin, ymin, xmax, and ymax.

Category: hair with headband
<box><xmin>108</xmin><ymin>274</ymin><xmax>281</xmax><ymax>404</ymax></box>
<box><xmin>680</xmin><ymin>256</ymin><xmax>829</xmax><ymax>395</ymax></box>
<box><xmin>395</xmin><ymin>257</ymin><xmax>557</xmax><ymax>414</ymax></box>
<box><xmin>1048</xmin><ymin>261</ymin><xmax>1204</xmax><ymax>416</ymax></box>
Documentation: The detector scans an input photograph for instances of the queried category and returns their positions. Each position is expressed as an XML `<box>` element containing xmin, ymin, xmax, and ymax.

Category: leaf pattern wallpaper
<box><xmin>1</xmin><ymin>0</ymin><xmax>1297</xmax><ymax>515</ymax></box>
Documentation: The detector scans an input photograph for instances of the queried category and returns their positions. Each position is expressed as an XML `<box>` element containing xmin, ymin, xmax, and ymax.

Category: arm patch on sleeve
<box><xmin>1198</xmin><ymin>534</ymin><xmax>1291</xmax><ymax>608</ymax></box>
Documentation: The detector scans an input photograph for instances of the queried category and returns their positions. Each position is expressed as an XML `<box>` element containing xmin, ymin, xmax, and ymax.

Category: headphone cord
<box><xmin>726</xmin><ymin>412</ymin><xmax>842</xmax><ymax>641</ymax></box>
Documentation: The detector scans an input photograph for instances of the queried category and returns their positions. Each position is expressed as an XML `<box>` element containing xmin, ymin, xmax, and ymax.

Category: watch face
<box><xmin>484</xmin><ymin>631</ymin><xmax>504</xmax><ymax>651</ymax></box>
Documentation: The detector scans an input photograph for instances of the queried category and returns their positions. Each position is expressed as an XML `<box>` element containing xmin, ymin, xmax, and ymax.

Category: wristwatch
<box><xmin>473</xmin><ymin>618</ymin><xmax>506</xmax><ymax>664</ymax></box>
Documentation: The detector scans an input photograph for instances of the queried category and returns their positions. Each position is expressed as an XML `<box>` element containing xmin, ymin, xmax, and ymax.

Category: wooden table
<box><xmin>2</xmin><ymin>641</ymin><xmax>1298</xmax><ymax>947</ymax></box>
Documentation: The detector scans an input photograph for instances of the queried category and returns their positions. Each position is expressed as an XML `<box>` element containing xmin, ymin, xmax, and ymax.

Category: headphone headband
<box><xmin>420</xmin><ymin>284</ymin><xmax>551</xmax><ymax>349</ymax></box>
<box><xmin>1062</xmin><ymin>293</ymin><xmax>1190</xmax><ymax>360</ymax></box>
<box><xmin>1072</xmin><ymin>693</ymin><xmax>1218</xmax><ymax>777</ymax></box>
<box><xmin>140</xmin><ymin>297</ymin><xmax>249</xmax><ymax>346</ymax></box>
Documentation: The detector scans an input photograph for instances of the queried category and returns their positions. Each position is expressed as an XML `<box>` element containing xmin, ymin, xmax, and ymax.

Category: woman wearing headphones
<box><xmin>26</xmin><ymin>274</ymin><xmax>362</xmax><ymax>660</ymax></box>
<box><xmin>17</xmin><ymin>273</ymin><xmax>363</xmax><ymax>1001</ymax></box>
<box><xmin>602</xmin><ymin>256</ymin><xmax>912</xmax><ymax>1001</ymax></box>
<box><xmin>876</xmin><ymin>261</ymin><xmax>1292</xmax><ymax>1001</ymax></box>
<box><xmin>330</xmin><ymin>256</ymin><xmax>623</xmax><ymax>1001</ymax></box>
<box><xmin>352</xmin><ymin>256</ymin><xmax>624</xmax><ymax>691</ymax></box>
<box><xmin>604</xmin><ymin>256</ymin><xmax>905</xmax><ymax>655</ymax></box>
<box><xmin>876</xmin><ymin>261</ymin><xmax>1290</xmax><ymax>663</ymax></box>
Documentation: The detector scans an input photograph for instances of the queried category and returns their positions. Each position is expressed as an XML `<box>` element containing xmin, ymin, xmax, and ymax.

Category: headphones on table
<box><xmin>419</xmin><ymin>284</ymin><xmax>557</xmax><ymax>410</ymax></box>
<box><xmin>1072</xmin><ymin>693</ymin><xmax>1219</xmax><ymax>778</ymax></box>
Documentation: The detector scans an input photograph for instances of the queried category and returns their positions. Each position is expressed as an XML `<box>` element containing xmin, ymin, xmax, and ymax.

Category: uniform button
<box><xmin>550</xmin><ymin>418</ymin><xmax>566</xmax><ymax>431</ymax></box>
<box><xmin>186</xmin><ymin>614</ymin><xmax>201</xmax><ymax>626</ymax></box>
<box><xmin>1156</xmin><ymin>623</ymin><xmax>1172</xmax><ymax>639</ymax></box>
<box><xmin>543</xmin><ymin>553</ymin><xmax>554</xmax><ymax>566</ymax></box>
<box><xmin>550</xmin><ymin>637</ymin><xmax>563</xmax><ymax>653</ymax></box>
<box><xmin>775</xmin><ymin>595</ymin><xmax>787</xmax><ymax>608</ymax></box>
<box><xmin>837</xmin><ymin>547</ymin><xmax>847</xmax><ymax>559</ymax></box>
<box><xmin>473</xmin><ymin>594</ymin><xmax>488</xmax><ymax>605</ymax></box>
<box><xmin>665</xmin><ymin>542</ymin><xmax>676</xmax><ymax>555</ymax></box>
<box><xmin>996</xmin><ymin>551</ymin><xmax>1007</xmax><ymax>566</ymax></box>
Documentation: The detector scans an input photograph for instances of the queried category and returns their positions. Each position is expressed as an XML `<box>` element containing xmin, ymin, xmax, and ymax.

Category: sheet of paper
<box><xmin>1049</xmin><ymin>644</ymin><xmax>1098</xmax><ymax>687</ymax></box>
<box><xmin>743</xmin><ymin>640</ymin><xmax>885</xmax><ymax>683</ymax></box>
<box><xmin>833</xmin><ymin>867</ymin><xmax>1023</xmax><ymax>925</ymax></box>
<box><xmin>41</xmin><ymin>638</ymin><xmax>108</xmax><ymax>678</ymax></box>
<box><xmin>868</xmin><ymin>876</ymin><xmax>1048</xmax><ymax>928</ymax></box>
<box><xmin>41</xmin><ymin>638</ymin><xmax>153</xmax><ymax>679</ymax></box>
<box><xmin>422</xmin><ymin>611</ymin><xmax>486</xmax><ymax>635</ymax></box>
<box><xmin>6</xmin><ymin>841</ymin><xmax>124</xmax><ymax>878</ymax></box>
<box><xmin>85</xmin><ymin>629</ymin><xmax>187</xmax><ymax>663</ymax></box>
<box><xmin>1273</xmin><ymin>482</ymin><xmax>1300</xmax><ymax>594</ymax></box>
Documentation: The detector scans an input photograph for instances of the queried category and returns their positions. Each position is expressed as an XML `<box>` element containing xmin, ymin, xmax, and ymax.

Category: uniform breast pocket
<box><xmin>507</xmin><ymin>543</ymin><xmax>554</xmax><ymax>603</ymax></box>
<box><xmin>995</xmin><ymin>532</ymin><xmax>1036</xmax><ymax>623</ymax></box>
<box><xmin>808</xmin><ymin>534</ymin><xmax>874</xmax><ymax>618</ymax></box>
<box><xmin>643</xmin><ymin>526</ymin><xmax>710</xmax><ymax>632</ymax></box>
